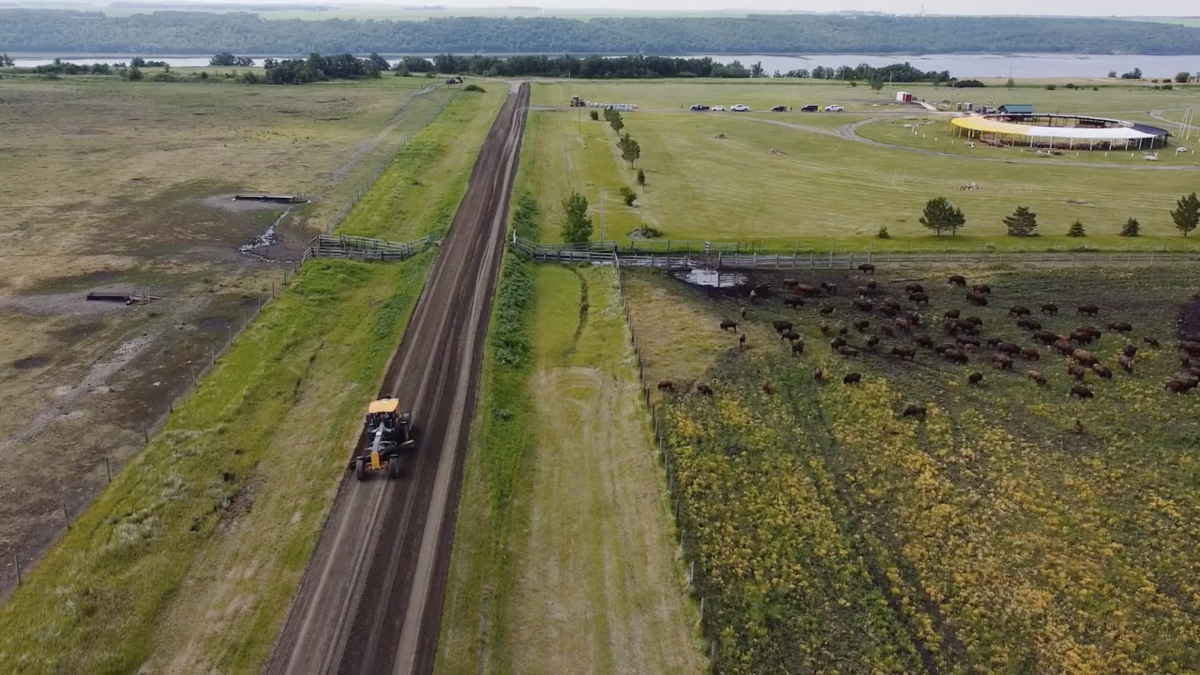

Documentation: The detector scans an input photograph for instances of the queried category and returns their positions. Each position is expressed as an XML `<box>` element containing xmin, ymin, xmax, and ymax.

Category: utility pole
<box><xmin>599</xmin><ymin>189</ymin><xmax>605</xmax><ymax>244</ymax></box>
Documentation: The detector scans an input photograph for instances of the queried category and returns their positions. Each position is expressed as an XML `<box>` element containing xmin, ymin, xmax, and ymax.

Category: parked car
<box><xmin>731</xmin><ymin>104</ymin><xmax>750</xmax><ymax>112</ymax></box>
<box><xmin>823</xmin><ymin>105</ymin><xmax>845</xmax><ymax>112</ymax></box>
<box><xmin>800</xmin><ymin>104</ymin><xmax>820</xmax><ymax>112</ymax></box>
<box><xmin>689</xmin><ymin>104</ymin><xmax>710</xmax><ymax>111</ymax></box>
<box><xmin>770</xmin><ymin>105</ymin><xmax>788</xmax><ymax>112</ymax></box>
<box><xmin>712</xmin><ymin>105</ymin><xmax>726</xmax><ymax>111</ymax></box>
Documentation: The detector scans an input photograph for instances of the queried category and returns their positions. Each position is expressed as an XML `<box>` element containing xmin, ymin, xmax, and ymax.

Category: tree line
<box><xmin>5</xmin><ymin>9</ymin><xmax>1200</xmax><ymax>55</ymax></box>
<box><xmin>917</xmin><ymin>193</ymin><xmax>1200</xmax><ymax>239</ymax></box>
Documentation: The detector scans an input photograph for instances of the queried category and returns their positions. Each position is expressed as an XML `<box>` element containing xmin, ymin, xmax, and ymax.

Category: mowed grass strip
<box><xmin>0</xmin><ymin>255</ymin><xmax>432</xmax><ymax>675</ymax></box>
<box><xmin>337</xmin><ymin>87</ymin><xmax>506</xmax><ymax>240</ymax></box>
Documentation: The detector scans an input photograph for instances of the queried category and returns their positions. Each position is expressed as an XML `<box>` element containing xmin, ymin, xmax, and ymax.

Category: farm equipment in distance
<box><xmin>350</xmin><ymin>398</ymin><xmax>414</xmax><ymax>481</ymax></box>
<box><xmin>569</xmin><ymin>95</ymin><xmax>584</xmax><ymax>107</ymax></box>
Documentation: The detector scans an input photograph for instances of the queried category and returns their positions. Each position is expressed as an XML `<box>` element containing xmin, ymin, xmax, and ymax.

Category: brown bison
<box><xmin>944</xmin><ymin>309</ymin><xmax>961</xmax><ymax>320</ymax></box>
<box><xmin>913</xmin><ymin>334</ymin><xmax>934</xmax><ymax>349</ymax></box>
<box><xmin>967</xmin><ymin>292</ymin><xmax>988</xmax><ymax>307</ymax></box>
<box><xmin>1107</xmin><ymin>321</ymin><xmax>1132</xmax><ymax>333</ymax></box>
<box><xmin>1009</xmin><ymin>305</ymin><xmax>1031</xmax><ymax>317</ymax></box>
<box><xmin>856</xmin><ymin>286</ymin><xmax>873</xmax><ymax>298</ymax></box>
<box><xmin>740</xmin><ymin>306</ymin><xmax>747</xmax><ymax>319</ymax></box>
<box><xmin>1122</xmin><ymin>344</ymin><xmax>1138</xmax><ymax>358</ymax></box>
<box><xmin>739</xmin><ymin>334</ymin><xmax>746</xmax><ymax>348</ymax></box>
<box><xmin>813</xmin><ymin>367</ymin><xmax>824</xmax><ymax>381</ymax></box>
<box><xmin>993</xmin><ymin>354</ymin><xmax>1014</xmax><ymax>370</ymax></box>
<box><xmin>1073</xmin><ymin>349</ymin><xmax>1097</xmax><ymax>366</ymax></box>
<box><xmin>839</xmin><ymin>326</ymin><xmax>850</xmax><ymax>336</ymax></box>
<box><xmin>1054</xmin><ymin>339</ymin><xmax>1075</xmax><ymax>355</ymax></box>
<box><xmin>781</xmin><ymin>330</ymin><xmax>800</xmax><ymax>343</ymax></box>
<box><xmin>1041</xmin><ymin>303</ymin><xmax>1059</xmax><ymax>316</ymax></box>
<box><xmin>820</xmin><ymin>282</ymin><xmax>838</xmax><ymax>294</ymax></box>
<box><xmin>1032</xmin><ymin>330</ymin><xmax>1058</xmax><ymax>345</ymax></box>
<box><xmin>934</xmin><ymin>343</ymin><xmax>956</xmax><ymax>354</ymax></box>
<box><xmin>943</xmin><ymin>349</ymin><xmax>969</xmax><ymax>365</ymax></box>
<box><xmin>795</xmin><ymin>284</ymin><xmax>820</xmax><ymax>296</ymax></box>
<box><xmin>1181</xmin><ymin>341</ymin><xmax>1200</xmax><ymax>356</ymax></box>
<box><xmin>783</xmin><ymin>295</ymin><xmax>806</xmax><ymax>308</ymax></box>
<box><xmin>891</xmin><ymin>345</ymin><xmax>917</xmax><ymax>361</ymax></box>
<box><xmin>1077</xmin><ymin>303</ymin><xmax>1100</xmax><ymax>316</ymax></box>
<box><xmin>909</xmin><ymin>292</ymin><xmax>930</xmax><ymax>305</ymax></box>
<box><xmin>831</xmin><ymin>336</ymin><xmax>848</xmax><ymax>351</ymax></box>
<box><xmin>1143</xmin><ymin>336</ymin><xmax>1160</xmax><ymax>347</ymax></box>
<box><xmin>1020</xmin><ymin>347</ymin><xmax>1041</xmax><ymax>361</ymax></box>
<box><xmin>792</xmin><ymin>340</ymin><xmax>805</xmax><ymax>356</ymax></box>
<box><xmin>697</xmin><ymin>383</ymin><xmax>713</xmax><ymax>396</ymax></box>
<box><xmin>820</xmin><ymin>321</ymin><xmax>831</xmax><ymax>335</ymax></box>
<box><xmin>843</xmin><ymin>373</ymin><xmax>862</xmax><ymax>385</ymax></box>
<box><xmin>819</xmin><ymin>305</ymin><xmax>835</xmax><ymax>316</ymax></box>
<box><xmin>881</xmin><ymin>324</ymin><xmax>896</xmax><ymax>338</ymax></box>
<box><xmin>1028</xmin><ymin>370</ymin><xmax>1047</xmax><ymax>385</ymax></box>
<box><xmin>905</xmin><ymin>283</ymin><xmax>925</xmax><ymax>294</ymax></box>
<box><xmin>773</xmin><ymin>319</ymin><xmax>794</xmax><ymax>333</ymax></box>
<box><xmin>866</xmin><ymin>280</ymin><xmax>878</xmax><ymax>291</ymax></box>
<box><xmin>968</xmin><ymin>371</ymin><xmax>984</xmax><ymax>385</ymax></box>
<box><xmin>1118</xmin><ymin>355</ymin><xmax>1134</xmax><ymax>373</ymax></box>
<box><xmin>972</xmin><ymin>283</ymin><xmax>992</xmax><ymax>294</ymax></box>
<box><xmin>859</xmin><ymin>263</ymin><xmax>875</xmax><ymax>274</ymax></box>
<box><xmin>1016</xmin><ymin>317</ymin><xmax>1042</xmax><ymax>332</ymax></box>
<box><xmin>1070</xmin><ymin>385</ymin><xmax>1095</xmax><ymax>399</ymax></box>
<box><xmin>997</xmin><ymin>342</ymin><xmax>1021</xmax><ymax>355</ymax></box>
<box><xmin>838</xmin><ymin>346</ymin><xmax>859</xmax><ymax>358</ymax></box>
<box><xmin>957</xmin><ymin>335</ymin><xmax>982</xmax><ymax>348</ymax></box>
<box><xmin>878</xmin><ymin>304</ymin><xmax>898</xmax><ymax>317</ymax></box>
<box><xmin>895</xmin><ymin>318</ymin><xmax>911</xmax><ymax>332</ymax></box>
<box><xmin>1070</xmin><ymin>331</ymin><xmax>1095</xmax><ymax>345</ymax></box>
<box><xmin>1069</xmin><ymin>364</ymin><xmax>1088</xmax><ymax>381</ymax></box>
<box><xmin>720</xmin><ymin>320</ymin><xmax>738</xmax><ymax>332</ymax></box>
<box><xmin>853</xmin><ymin>298</ymin><xmax>873</xmax><ymax>312</ymax></box>
<box><xmin>866</xmin><ymin>335</ymin><xmax>880</xmax><ymax>349</ymax></box>
<box><xmin>967</xmin><ymin>316</ymin><xmax>983</xmax><ymax>326</ymax></box>
<box><xmin>907</xmin><ymin>312</ymin><xmax>923</xmax><ymax>326</ymax></box>
<box><xmin>948</xmin><ymin>275</ymin><xmax>967</xmax><ymax>287</ymax></box>
<box><xmin>782</xmin><ymin>278</ymin><xmax>798</xmax><ymax>287</ymax></box>
<box><xmin>1166</xmin><ymin>378</ymin><xmax>1198</xmax><ymax>393</ymax></box>
<box><xmin>853</xmin><ymin>318</ymin><xmax>870</xmax><ymax>332</ymax></box>
<box><xmin>986</xmin><ymin>337</ymin><xmax>1001</xmax><ymax>348</ymax></box>
<box><xmin>1078</xmin><ymin>325</ymin><xmax>1102</xmax><ymax>338</ymax></box>
<box><xmin>657</xmin><ymin>380</ymin><xmax>675</xmax><ymax>392</ymax></box>
<box><xmin>1093</xmin><ymin>364</ymin><xmax>1113</xmax><ymax>380</ymax></box>
<box><xmin>902</xmin><ymin>404</ymin><xmax>927</xmax><ymax>418</ymax></box>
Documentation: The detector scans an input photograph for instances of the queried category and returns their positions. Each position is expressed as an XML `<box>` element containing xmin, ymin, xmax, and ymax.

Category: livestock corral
<box><xmin>625</xmin><ymin>265</ymin><xmax>1200</xmax><ymax>673</ymax></box>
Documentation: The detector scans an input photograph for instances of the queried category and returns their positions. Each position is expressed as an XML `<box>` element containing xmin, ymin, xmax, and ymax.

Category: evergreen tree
<box><xmin>560</xmin><ymin>191</ymin><xmax>593</xmax><ymax>244</ymax></box>
<box><xmin>636</xmin><ymin>168</ymin><xmax>645</xmax><ymax>185</ymax></box>
<box><xmin>1120</xmin><ymin>218</ymin><xmax>1140</xmax><ymax>237</ymax></box>
<box><xmin>1066</xmin><ymin>220</ymin><xmax>1086</xmax><ymax>237</ymax></box>
<box><xmin>1004</xmin><ymin>206</ymin><xmax>1039</xmax><ymax>236</ymax></box>
<box><xmin>617</xmin><ymin>133</ymin><xmax>640</xmax><ymax>167</ymax></box>
<box><xmin>919</xmin><ymin>197</ymin><xmax>966</xmax><ymax>237</ymax></box>
<box><xmin>1171</xmin><ymin>192</ymin><xmax>1200</xmax><ymax>237</ymax></box>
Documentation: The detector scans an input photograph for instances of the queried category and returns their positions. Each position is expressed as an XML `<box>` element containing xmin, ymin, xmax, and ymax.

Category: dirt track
<box><xmin>264</xmin><ymin>82</ymin><xmax>529</xmax><ymax>675</ymax></box>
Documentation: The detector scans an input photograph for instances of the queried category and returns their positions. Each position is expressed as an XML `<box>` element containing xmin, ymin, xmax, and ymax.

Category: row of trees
<box><xmin>1103</xmin><ymin>68</ymin><xmax>1199</xmax><ymax>82</ymax></box>
<box><xmin>258</xmin><ymin>53</ymin><xmax>383</xmax><ymax>84</ymax></box>
<box><xmin>210</xmin><ymin>52</ymin><xmax>255</xmax><ymax>67</ymax></box>
<box><xmin>560</xmin><ymin>108</ymin><xmax>648</xmax><ymax>243</ymax></box>
<box><xmin>6</xmin><ymin>10</ymin><xmax>1200</xmax><ymax>54</ymax></box>
<box><xmin>920</xmin><ymin>193</ymin><xmax>1200</xmax><ymax>237</ymax></box>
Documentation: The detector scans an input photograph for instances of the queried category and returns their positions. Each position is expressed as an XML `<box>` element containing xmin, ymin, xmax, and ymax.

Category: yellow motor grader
<box><xmin>350</xmin><ymin>398</ymin><xmax>414</xmax><ymax>481</ymax></box>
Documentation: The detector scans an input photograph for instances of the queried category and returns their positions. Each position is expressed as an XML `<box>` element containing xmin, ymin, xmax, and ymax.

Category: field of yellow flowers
<box><xmin>638</xmin><ymin>267</ymin><xmax>1200</xmax><ymax>674</ymax></box>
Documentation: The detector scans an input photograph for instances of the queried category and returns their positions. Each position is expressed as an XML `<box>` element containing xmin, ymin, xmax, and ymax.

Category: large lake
<box><xmin>7</xmin><ymin>52</ymin><xmax>1200</xmax><ymax>78</ymax></box>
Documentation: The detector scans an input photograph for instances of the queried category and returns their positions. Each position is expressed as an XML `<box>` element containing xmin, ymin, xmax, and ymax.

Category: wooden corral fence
<box><xmin>302</xmin><ymin>234</ymin><xmax>435</xmax><ymax>262</ymax></box>
<box><xmin>514</xmin><ymin>236</ymin><xmax>1200</xmax><ymax>271</ymax></box>
<box><xmin>610</xmin><ymin>252</ymin><xmax>721</xmax><ymax>669</ymax></box>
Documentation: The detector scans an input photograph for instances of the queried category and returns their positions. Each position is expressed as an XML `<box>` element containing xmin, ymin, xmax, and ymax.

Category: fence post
<box><xmin>13</xmin><ymin>554</ymin><xmax>19</xmax><ymax>586</ymax></box>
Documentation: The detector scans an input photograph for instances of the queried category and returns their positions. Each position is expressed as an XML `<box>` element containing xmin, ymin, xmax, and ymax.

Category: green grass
<box><xmin>522</xmin><ymin>105</ymin><xmax>1200</xmax><ymax>250</ymax></box>
<box><xmin>337</xmin><ymin>88</ymin><xmax>505</xmax><ymax>240</ymax></box>
<box><xmin>0</xmin><ymin>255</ymin><xmax>431</xmax><ymax>674</ymax></box>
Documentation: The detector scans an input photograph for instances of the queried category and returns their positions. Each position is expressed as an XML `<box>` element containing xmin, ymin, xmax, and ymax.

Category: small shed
<box><xmin>998</xmin><ymin>104</ymin><xmax>1035</xmax><ymax>114</ymax></box>
<box><xmin>895</xmin><ymin>91</ymin><xmax>913</xmax><ymax>103</ymax></box>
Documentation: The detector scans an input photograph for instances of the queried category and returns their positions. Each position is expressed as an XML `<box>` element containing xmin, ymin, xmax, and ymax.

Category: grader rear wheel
<box><xmin>355</xmin><ymin>457</ymin><xmax>366</xmax><ymax>482</ymax></box>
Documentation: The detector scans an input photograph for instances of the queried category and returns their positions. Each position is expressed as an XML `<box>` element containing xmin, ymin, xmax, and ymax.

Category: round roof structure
<box><xmin>950</xmin><ymin>113</ymin><xmax>1170</xmax><ymax>148</ymax></box>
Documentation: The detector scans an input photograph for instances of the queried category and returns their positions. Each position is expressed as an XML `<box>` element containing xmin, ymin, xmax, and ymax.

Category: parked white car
<box><xmin>823</xmin><ymin>105</ymin><xmax>845</xmax><ymax>112</ymax></box>
<box><xmin>712</xmin><ymin>106</ymin><xmax>726</xmax><ymax>111</ymax></box>
<box><xmin>730</xmin><ymin>104</ymin><xmax>750</xmax><ymax>112</ymax></box>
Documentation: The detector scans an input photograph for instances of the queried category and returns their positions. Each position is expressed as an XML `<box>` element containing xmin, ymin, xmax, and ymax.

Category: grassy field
<box><xmin>627</xmin><ymin>265</ymin><xmax>1200</xmax><ymax>673</ymax></box>
<box><xmin>438</xmin><ymin>193</ymin><xmax>702</xmax><ymax>673</ymax></box>
<box><xmin>521</xmin><ymin>94</ymin><xmax>1200</xmax><ymax>249</ymax></box>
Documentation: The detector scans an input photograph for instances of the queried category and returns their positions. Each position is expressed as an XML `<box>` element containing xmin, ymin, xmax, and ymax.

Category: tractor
<box><xmin>569</xmin><ymin>95</ymin><xmax>584</xmax><ymax>107</ymax></box>
<box><xmin>350</xmin><ymin>398</ymin><xmax>414</xmax><ymax>481</ymax></box>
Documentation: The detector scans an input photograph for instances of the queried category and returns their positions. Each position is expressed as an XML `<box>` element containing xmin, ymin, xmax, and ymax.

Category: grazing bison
<box><xmin>986</xmin><ymin>337</ymin><xmax>1002</xmax><ymax>348</ymax></box>
<box><xmin>859</xmin><ymin>263</ymin><xmax>875</xmax><ymax>274</ymax></box>
<box><xmin>773</xmin><ymin>320</ymin><xmax>794</xmax><ymax>333</ymax></box>
<box><xmin>853</xmin><ymin>318</ymin><xmax>870</xmax><ymax>332</ymax></box>
<box><xmin>1020</xmin><ymin>347</ymin><xmax>1041</xmax><ymax>361</ymax></box>
<box><xmin>948</xmin><ymin>275</ymin><xmax>967</xmax><ymax>287</ymax></box>
<box><xmin>1118</xmin><ymin>355</ymin><xmax>1134</xmax><ymax>373</ymax></box>
<box><xmin>1078</xmin><ymin>325</ymin><xmax>1102</xmax><ymax>339</ymax></box>
<box><xmin>943</xmin><ymin>349</ymin><xmax>969</xmax><ymax>365</ymax></box>
<box><xmin>902</xmin><ymin>404</ymin><xmax>927</xmax><ymax>418</ymax></box>
<box><xmin>795</xmin><ymin>284</ymin><xmax>819</xmax><ymax>296</ymax></box>
<box><xmin>856</xmin><ymin>286</ymin><xmax>873</xmax><ymax>298</ymax></box>
<box><xmin>972</xmin><ymin>283</ymin><xmax>992</xmax><ymax>295</ymax></box>
<box><xmin>739</xmin><ymin>334</ymin><xmax>746</xmax><ymax>348</ymax></box>
<box><xmin>1180</xmin><ymin>341</ymin><xmax>1200</xmax><ymax>356</ymax></box>
<box><xmin>1009</xmin><ymin>305</ymin><xmax>1032</xmax><ymax>317</ymax></box>
<box><xmin>993</xmin><ymin>354</ymin><xmax>1014</xmax><ymax>370</ymax></box>
<box><xmin>944</xmin><ymin>309</ymin><xmax>961</xmax><ymax>320</ymax></box>
<box><xmin>853</xmin><ymin>299</ymin><xmax>873</xmax><ymax>312</ymax></box>
<box><xmin>1054</xmin><ymin>339</ymin><xmax>1075</xmax><ymax>355</ymax></box>
<box><xmin>753</xmin><ymin>283</ymin><xmax>771</xmax><ymax>297</ymax></box>
<box><xmin>997</xmin><ymin>342</ymin><xmax>1021</xmax><ymax>355</ymax></box>
<box><xmin>1122</xmin><ymin>344</ymin><xmax>1138</xmax><ymax>358</ymax></box>
<box><xmin>819</xmin><ymin>305</ymin><xmax>835</xmax><ymax>316</ymax></box>
<box><xmin>1143</xmin><ymin>336</ymin><xmax>1160</xmax><ymax>348</ymax></box>
<box><xmin>781</xmin><ymin>330</ymin><xmax>800</xmax><ymax>343</ymax></box>
<box><xmin>891</xmin><ymin>345</ymin><xmax>917</xmax><ymax>361</ymax></box>
<box><xmin>934</xmin><ymin>343</ymin><xmax>956</xmax><ymax>355</ymax></box>
<box><xmin>1073</xmin><ymin>349</ymin><xmax>1097</xmax><ymax>366</ymax></box>
<box><xmin>878</xmin><ymin>304</ymin><xmax>898</xmax><ymax>317</ymax></box>
<box><xmin>895</xmin><ymin>318</ymin><xmax>911</xmax><ymax>332</ymax></box>
<box><xmin>657</xmin><ymin>380</ymin><xmax>675</xmax><ymax>392</ymax></box>
<box><xmin>1093</xmin><ymin>364</ymin><xmax>1113</xmax><ymax>380</ymax></box>
<box><xmin>866</xmin><ymin>281</ymin><xmax>878</xmax><ymax>291</ymax></box>
<box><xmin>967</xmin><ymin>316</ymin><xmax>983</xmax><ymax>327</ymax></box>
<box><xmin>838</xmin><ymin>326</ymin><xmax>850</xmax><ymax>336</ymax></box>
<box><xmin>812</xmin><ymin>367</ymin><xmax>824</xmax><ymax>381</ymax></box>
<box><xmin>968</xmin><ymin>372</ymin><xmax>984</xmax><ymax>385</ymax></box>
<box><xmin>957</xmin><ymin>335</ymin><xmax>982</xmax><ymax>348</ymax></box>
<box><xmin>783</xmin><ymin>295</ymin><xmax>806</xmax><ymax>309</ymax></box>
<box><xmin>720</xmin><ymin>320</ymin><xmax>738</xmax><ymax>332</ymax></box>
<box><xmin>843</xmin><ymin>372</ymin><xmax>862</xmax><ymax>385</ymax></box>
<box><xmin>782</xmin><ymin>278</ymin><xmax>798</xmax><ymax>287</ymax></box>
<box><xmin>905</xmin><ymin>283</ymin><xmax>925</xmax><ymax>294</ymax></box>
<box><xmin>1070</xmin><ymin>331</ymin><xmax>1095</xmax><ymax>346</ymax></box>
<box><xmin>740</xmin><ymin>306</ymin><xmax>747</xmax><ymax>319</ymax></box>
<box><xmin>820</xmin><ymin>321</ymin><xmax>831</xmax><ymax>335</ymax></box>
<box><xmin>792</xmin><ymin>340</ymin><xmax>805</xmax><ymax>356</ymax></box>
<box><xmin>1028</xmin><ymin>370</ymin><xmax>1047</xmax><ymax>385</ymax></box>
<box><xmin>838</xmin><ymin>346</ymin><xmax>859</xmax><ymax>358</ymax></box>
<box><xmin>1016</xmin><ymin>317</ymin><xmax>1042</xmax><ymax>332</ymax></box>
<box><xmin>1191</xmin><ymin>366</ymin><xmax>1200</xmax><ymax>378</ymax></box>
<box><xmin>1166</xmin><ymin>378</ymin><xmax>1198</xmax><ymax>394</ymax></box>
<box><xmin>1041</xmin><ymin>303</ymin><xmax>1059</xmax><ymax>316</ymax></box>
<box><xmin>1069</xmin><ymin>364</ymin><xmax>1088</xmax><ymax>381</ymax></box>
<box><xmin>909</xmin><ymin>292</ymin><xmax>930</xmax><ymax>305</ymax></box>
<box><xmin>831</xmin><ymin>336</ymin><xmax>848</xmax><ymax>351</ymax></box>
<box><xmin>913</xmin><ymin>334</ymin><xmax>934</xmax><ymax>349</ymax></box>
<box><xmin>866</xmin><ymin>335</ymin><xmax>880</xmax><ymax>349</ymax></box>
<box><xmin>967</xmin><ymin>292</ymin><xmax>988</xmax><ymax>307</ymax></box>
<box><xmin>907</xmin><ymin>312</ymin><xmax>923</xmax><ymax>326</ymax></box>
<box><xmin>697</xmin><ymin>383</ymin><xmax>713</xmax><ymax>396</ymax></box>
<box><xmin>1107</xmin><ymin>321</ymin><xmax>1132</xmax><ymax>333</ymax></box>
<box><xmin>1070</xmin><ymin>385</ymin><xmax>1095</xmax><ymax>399</ymax></box>
<box><xmin>1032</xmin><ymin>330</ymin><xmax>1058</xmax><ymax>345</ymax></box>
<box><xmin>820</xmin><ymin>282</ymin><xmax>838</xmax><ymax>294</ymax></box>
<box><xmin>1077</xmin><ymin>303</ymin><xmax>1100</xmax><ymax>316</ymax></box>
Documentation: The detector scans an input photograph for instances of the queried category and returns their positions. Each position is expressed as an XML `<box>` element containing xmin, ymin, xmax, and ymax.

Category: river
<box><xmin>7</xmin><ymin>52</ymin><xmax>1200</xmax><ymax>78</ymax></box>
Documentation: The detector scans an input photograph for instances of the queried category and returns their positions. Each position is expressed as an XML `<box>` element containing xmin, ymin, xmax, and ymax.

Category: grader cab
<box><xmin>350</xmin><ymin>398</ymin><xmax>414</xmax><ymax>481</ymax></box>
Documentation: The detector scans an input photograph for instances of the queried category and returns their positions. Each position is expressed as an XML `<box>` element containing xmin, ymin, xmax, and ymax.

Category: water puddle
<box><xmin>239</xmin><ymin>205</ymin><xmax>297</xmax><ymax>261</ymax></box>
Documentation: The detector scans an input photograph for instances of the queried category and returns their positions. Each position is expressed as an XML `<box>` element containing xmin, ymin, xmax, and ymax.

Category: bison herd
<box><xmin>678</xmin><ymin>272</ymin><xmax>1200</xmax><ymax>403</ymax></box>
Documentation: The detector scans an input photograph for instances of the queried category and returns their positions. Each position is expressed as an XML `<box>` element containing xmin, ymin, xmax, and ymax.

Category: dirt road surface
<box><xmin>264</xmin><ymin>82</ymin><xmax>529</xmax><ymax>675</ymax></box>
